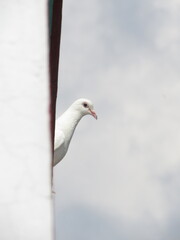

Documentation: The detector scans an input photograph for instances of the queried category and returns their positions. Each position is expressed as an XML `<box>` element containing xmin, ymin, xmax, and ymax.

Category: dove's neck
<box><xmin>60</xmin><ymin>108</ymin><xmax>83</xmax><ymax>142</ymax></box>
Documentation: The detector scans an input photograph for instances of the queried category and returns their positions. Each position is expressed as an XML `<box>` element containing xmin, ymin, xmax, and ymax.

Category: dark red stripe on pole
<box><xmin>49</xmin><ymin>0</ymin><xmax>63</xmax><ymax>158</ymax></box>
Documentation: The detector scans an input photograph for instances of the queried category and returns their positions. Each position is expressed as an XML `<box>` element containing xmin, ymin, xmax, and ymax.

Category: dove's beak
<box><xmin>89</xmin><ymin>109</ymin><xmax>98</xmax><ymax>120</ymax></box>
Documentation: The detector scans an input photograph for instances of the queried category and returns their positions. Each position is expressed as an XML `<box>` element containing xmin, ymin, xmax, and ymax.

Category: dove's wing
<box><xmin>54</xmin><ymin>129</ymin><xmax>65</xmax><ymax>150</ymax></box>
<box><xmin>54</xmin><ymin>129</ymin><xmax>65</xmax><ymax>166</ymax></box>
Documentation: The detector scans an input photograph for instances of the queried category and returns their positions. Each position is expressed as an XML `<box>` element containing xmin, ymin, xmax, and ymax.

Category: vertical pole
<box><xmin>0</xmin><ymin>1</ymin><xmax>53</xmax><ymax>239</ymax></box>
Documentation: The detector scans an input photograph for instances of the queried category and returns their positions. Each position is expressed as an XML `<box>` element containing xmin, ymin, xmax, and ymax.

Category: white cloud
<box><xmin>55</xmin><ymin>0</ymin><xmax>180</xmax><ymax>239</ymax></box>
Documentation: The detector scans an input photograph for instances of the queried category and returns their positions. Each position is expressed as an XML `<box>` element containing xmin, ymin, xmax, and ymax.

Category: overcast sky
<box><xmin>54</xmin><ymin>0</ymin><xmax>180</xmax><ymax>239</ymax></box>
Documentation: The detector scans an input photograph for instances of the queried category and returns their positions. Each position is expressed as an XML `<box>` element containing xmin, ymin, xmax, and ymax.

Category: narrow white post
<box><xmin>0</xmin><ymin>1</ymin><xmax>53</xmax><ymax>239</ymax></box>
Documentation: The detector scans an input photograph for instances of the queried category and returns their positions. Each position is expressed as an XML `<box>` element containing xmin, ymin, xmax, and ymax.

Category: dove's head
<box><xmin>72</xmin><ymin>98</ymin><xmax>98</xmax><ymax>119</ymax></box>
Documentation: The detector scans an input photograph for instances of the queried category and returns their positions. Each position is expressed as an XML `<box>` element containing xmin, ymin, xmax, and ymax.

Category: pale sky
<box><xmin>54</xmin><ymin>0</ymin><xmax>180</xmax><ymax>239</ymax></box>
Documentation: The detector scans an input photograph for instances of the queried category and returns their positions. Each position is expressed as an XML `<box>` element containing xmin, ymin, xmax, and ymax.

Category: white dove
<box><xmin>54</xmin><ymin>98</ymin><xmax>97</xmax><ymax>166</ymax></box>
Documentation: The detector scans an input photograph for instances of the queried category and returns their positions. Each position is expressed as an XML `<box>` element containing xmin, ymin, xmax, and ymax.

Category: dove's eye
<box><xmin>83</xmin><ymin>103</ymin><xmax>88</xmax><ymax>108</ymax></box>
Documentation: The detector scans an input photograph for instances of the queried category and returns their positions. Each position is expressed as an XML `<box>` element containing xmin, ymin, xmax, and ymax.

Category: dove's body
<box><xmin>54</xmin><ymin>108</ymin><xmax>82</xmax><ymax>166</ymax></box>
<box><xmin>54</xmin><ymin>99</ymin><xmax>97</xmax><ymax>166</ymax></box>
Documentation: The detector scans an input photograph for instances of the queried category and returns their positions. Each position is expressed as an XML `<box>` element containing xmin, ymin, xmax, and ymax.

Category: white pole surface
<box><xmin>0</xmin><ymin>1</ymin><xmax>53</xmax><ymax>240</ymax></box>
